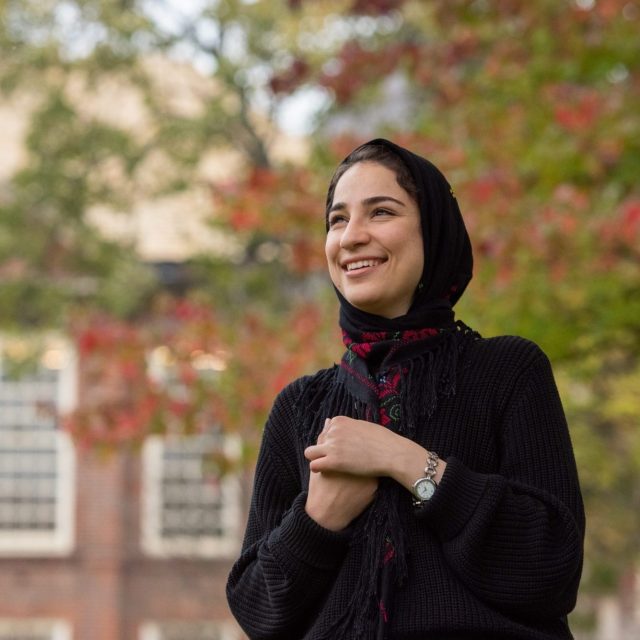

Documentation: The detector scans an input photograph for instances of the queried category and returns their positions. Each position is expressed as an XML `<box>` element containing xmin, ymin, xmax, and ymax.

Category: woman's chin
<box><xmin>348</xmin><ymin>298</ymin><xmax>406</xmax><ymax>319</ymax></box>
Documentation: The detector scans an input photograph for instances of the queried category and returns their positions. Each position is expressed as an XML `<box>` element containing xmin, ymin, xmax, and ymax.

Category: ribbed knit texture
<box><xmin>226</xmin><ymin>335</ymin><xmax>585</xmax><ymax>640</ymax></box>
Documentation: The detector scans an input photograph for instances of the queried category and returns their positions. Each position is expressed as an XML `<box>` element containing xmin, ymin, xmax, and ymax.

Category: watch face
<box><xmin>414</xmin><ymin>478</ymin><xmax>437</xmax><ymax>501</ymax></box>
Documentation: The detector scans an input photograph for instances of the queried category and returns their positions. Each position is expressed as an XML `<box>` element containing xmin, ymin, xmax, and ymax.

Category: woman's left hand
<box><xmin>304</xmin><ymin>416</ymin><xmax>437</xmax><ymax>488</ymax></box>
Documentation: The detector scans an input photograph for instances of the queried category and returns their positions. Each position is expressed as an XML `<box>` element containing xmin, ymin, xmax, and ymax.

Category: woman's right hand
<box><xmin>305</xmin><ymin>468</ymin><xmax>377</xmax><ymax>531</ymax></box>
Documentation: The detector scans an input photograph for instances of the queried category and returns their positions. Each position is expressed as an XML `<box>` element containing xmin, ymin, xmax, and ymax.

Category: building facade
<box><xmin>0</xmin><ymin>340</ymin><xmax>246</xmax><ymax>640</ymax></box>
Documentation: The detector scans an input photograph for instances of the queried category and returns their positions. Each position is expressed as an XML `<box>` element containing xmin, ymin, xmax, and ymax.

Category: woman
<box><xmin>227</xmin><ymin>139</ymin><xmax>585</xmax><ymax>639</ymax></box>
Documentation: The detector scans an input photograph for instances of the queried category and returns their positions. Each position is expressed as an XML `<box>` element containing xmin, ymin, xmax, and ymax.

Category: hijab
<box><xmin>333</xmin><ymin>137</ymin><xmax>473</xmax><ymax>334</ymax></box>
<box><xmin>301</xmin><ymin>139</ymin><xmax>477</xmax><ymax>639</ymax></box>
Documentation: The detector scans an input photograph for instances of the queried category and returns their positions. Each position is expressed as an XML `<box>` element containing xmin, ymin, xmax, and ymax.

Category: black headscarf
<box><xmin>302</xmin><ymin>139</ymin><xmax>478</xmax><ymax>639</ymax></box>
<box><xmin>331</xmin><ymin>137</ymin><xmax>473</xmax><ymax>335</ymax></box>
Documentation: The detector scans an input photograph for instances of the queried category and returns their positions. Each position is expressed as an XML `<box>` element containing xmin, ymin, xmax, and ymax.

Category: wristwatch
<box><xmin>411</xmin><ymin>450</ymin><xmax>439</xmax><ymax>506</ymax></box>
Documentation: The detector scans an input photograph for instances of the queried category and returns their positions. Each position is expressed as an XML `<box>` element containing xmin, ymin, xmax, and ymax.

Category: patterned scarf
<box><xmin>341</xmin><ymin>327</ymin><xmax>442</xmax><ymax>428</ymax></box>
<box><xmin>340</xmin><ymin>322</ymin><xmax>476</xmax><ymax>640</ymax></box>
<box><xmin>300</xmin><ymin>320</ymin><xmax>477</xmax><ymax>639</ymax></box>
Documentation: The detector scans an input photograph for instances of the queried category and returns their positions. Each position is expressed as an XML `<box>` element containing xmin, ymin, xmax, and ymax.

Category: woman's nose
<box><xmin>339</xmin><ymin>216</ymin><xmax>369</xmax><ymax>249</ymax></box>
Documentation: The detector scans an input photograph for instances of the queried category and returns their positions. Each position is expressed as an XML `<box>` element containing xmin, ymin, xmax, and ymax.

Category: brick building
<box><xmin>0</xmin><ymin>339</ymin><xmax>247</xmax><ymax>640</ymax></box>
<box><xmin>0</xmin><ymin>59</ymin><xmax>309</xmax><ymax>639</ymax></box>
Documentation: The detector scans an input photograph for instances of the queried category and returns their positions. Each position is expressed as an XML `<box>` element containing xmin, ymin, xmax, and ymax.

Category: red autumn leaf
<box><xmin>349</xmin><ymin>0</ymin><xmax>408</xmax><ymax>16</ymax></box>
<box><xmin>554</xmin><ymin>92</ymin><xmax>602</xmax><ymax>132</ymax></box>
<box><xmin>621</xmin><ymin>200</ymin><xmax>640</xmax><ymax>239</ymax></box>
<box><xmin>229</xmin><ymin>208</ymin><xmax>261</xmax><ymax>232</ymax></box>
<box><xmin>269</xmin><ymin>58</ymin><xmax>310</xmax><ymax>95</ymax></box>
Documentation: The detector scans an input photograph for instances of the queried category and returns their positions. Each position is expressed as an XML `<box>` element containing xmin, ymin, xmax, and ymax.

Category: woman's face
<box><xmin>325</xmin><ymin>161</ymin><xmax>424</xmax><ymax>319</ymax></box>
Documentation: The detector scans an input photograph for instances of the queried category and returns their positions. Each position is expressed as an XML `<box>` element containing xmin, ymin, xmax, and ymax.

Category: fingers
<box><xmin>305</xmin><ymin>416</ymin><xmax>354</xmax><ymax>467</ymax></box>
<box><xmin>316</xmin><ymin>418</ymin><xmax>330</xmax><ymax>445</ymax></box>
<box><xmin>309</xmin><ymin>457</ymin><xmax>327</xmax><ymax>473</ymax></box>
<box><xmin>304</xmin><ymin>418</ymin><xmax>333</xmax><ymax>464</ymax></box>
<box><xmin>304</xmin><ymin>443</ymin><xmax>324</xmax><ymax>461</ymax></box>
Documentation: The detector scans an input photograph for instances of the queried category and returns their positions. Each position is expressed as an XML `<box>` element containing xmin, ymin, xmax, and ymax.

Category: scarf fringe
<box><xmin>299</xmin><ymin>367</ymin><xmax>369</xmax><ymax>446</ymax></box>
<box><xmin>402</xmin><ymin>321</ymin><xmax>473</xmax><ymax>435</ymax></box>
<box><xmin>299</xmin><ymin>323</ymin><xmax>476</xmax><ymax>445</ymax></box>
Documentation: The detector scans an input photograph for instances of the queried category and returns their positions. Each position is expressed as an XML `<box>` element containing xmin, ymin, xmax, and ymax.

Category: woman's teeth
<box><xmin>346</xmin><ymin>259</ymin><xmax>381</xmax><ymax>271</ymax></box>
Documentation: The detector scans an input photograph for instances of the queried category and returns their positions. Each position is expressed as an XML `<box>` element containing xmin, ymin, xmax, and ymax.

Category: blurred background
<box><xmin>0</xmin><ymin>0</ymin><xmax>638</xmax><ymax>638</ymax></box>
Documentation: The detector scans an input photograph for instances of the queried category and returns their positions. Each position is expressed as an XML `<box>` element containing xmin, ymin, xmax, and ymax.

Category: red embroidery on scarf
<box><xmin>343</xmin><ymin>327</ymin><xmax>442</xmax><ymax>430</ymax></box>
<box><xmin>383</xmin><ymin>541</ymin><xmax>396</xmax><ymax>565</ymax></box>
<box><xmin>379</xmin><ymin>600</ymin><xmax>389</xmax><ymax>623</ymax></box>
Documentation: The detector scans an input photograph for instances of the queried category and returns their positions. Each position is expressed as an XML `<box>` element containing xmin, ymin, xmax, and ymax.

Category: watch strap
<box><xmin>424</xmin><ymin>450</ymin><xmax>439</xmax><ymax>481</ymax></box>
<box><xmin>411</xmin><ymin>450</ymin><xmax>439</xmax><ymax>506</ymax></box>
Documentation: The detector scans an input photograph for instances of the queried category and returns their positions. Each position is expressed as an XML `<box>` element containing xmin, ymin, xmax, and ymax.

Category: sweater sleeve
<box><xmin>416</xmin><ymin>347</ymin><xmax>585</xmax><ymax>620</ymax></box>
<box><xmin>226</xmin><ymin>382</ymin><xmax>353</xmax><ymax>640</ymax></box>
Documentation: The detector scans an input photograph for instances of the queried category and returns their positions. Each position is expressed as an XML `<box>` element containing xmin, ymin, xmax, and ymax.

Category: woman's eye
<box><xmin>328</xmin><ymin>214</ymin><xmax>347</xmax><ymax>227</ymax></box>
<box><xmin>373</xmin><ymin>208</ymin><xmax>393</xmax><ymax>217</ymax></box>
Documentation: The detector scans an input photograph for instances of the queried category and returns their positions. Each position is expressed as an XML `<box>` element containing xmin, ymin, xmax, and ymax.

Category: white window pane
<box><xmin>0</xmin><ymin>619</ymin><xmax>72</xmax><ymax>640</ymax></box>
<box><xmin>0</xmin><ymin>340</ymin><xmax>76</xmax><ymax>556</ymax></box>
<box><xmin>141</xmin><ymin>434</ymin><xmax>241</xmax><ymax>558</ymax></box>
<box><xmin>140</xmin><ymin>621</ymin><xmax>241</xmax><ymax>640</ymax></box>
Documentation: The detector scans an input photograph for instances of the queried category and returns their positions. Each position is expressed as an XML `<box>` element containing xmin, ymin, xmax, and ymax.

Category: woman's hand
<box><xmin>305</xmin><ymin>468</ymin><xmax>377</xmax><ymax>532</ymax></box>
<box><xmin>304</xmin><ymin>416</ymin><xmax>446</xmax><ymax>491</ymax></box>
<box><xmin>304</xmin><ymin>418</ymin><xmax>377</xmax><ymax>531</ymax></box>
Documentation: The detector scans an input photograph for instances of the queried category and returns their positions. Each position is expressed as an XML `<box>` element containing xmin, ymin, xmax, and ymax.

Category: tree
<box><xmin>0</xmin><ymin>0</ymin><xmax>340</xmax><ymax>464</ymax></box>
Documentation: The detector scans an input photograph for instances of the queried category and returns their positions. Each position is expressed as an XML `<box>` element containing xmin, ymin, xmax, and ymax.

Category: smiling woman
<box><xmin>227</xmin><ymin>139</ymin><xmax>584</xmax><ymax>640</ymax></box>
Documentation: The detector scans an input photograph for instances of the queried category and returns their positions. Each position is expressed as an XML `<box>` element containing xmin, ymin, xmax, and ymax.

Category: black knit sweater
<box><xmin>226</xmin><ymin>335</ymin><xmax>585</xmax><ymax>639</ymax></box>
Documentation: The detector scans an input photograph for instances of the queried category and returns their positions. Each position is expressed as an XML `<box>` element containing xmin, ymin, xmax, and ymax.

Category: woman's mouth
<box><xmin>344</xmin><ymin>258</ymin><xmax>384</xmax><ymax>272</ymax></box>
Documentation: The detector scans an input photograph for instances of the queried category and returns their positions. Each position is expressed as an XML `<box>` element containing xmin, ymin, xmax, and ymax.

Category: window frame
<box><xmin>0</xmin><ymin>618</ymin><xmax>73</xmax><ymax>640</ymax></box>
<box><xmin>140</xmin><ymin>433</ymin><xmax>241</xmax><ymax>559</ymax></box>
<box><xmin>0</xmin><ymin>338</ymin><xmax>77</xmax><ymax>557</ymax></box>
<box><xmin>139</xmin><ymin>621</ymin><xmax>240</xmax><ymax>640</ymax></box>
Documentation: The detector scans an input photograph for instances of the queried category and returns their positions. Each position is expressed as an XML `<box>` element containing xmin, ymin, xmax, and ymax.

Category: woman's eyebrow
<box><xmin>328</xmin><ymin>195</ymin><xmax>406</xmax><ymax>214</ymax></box>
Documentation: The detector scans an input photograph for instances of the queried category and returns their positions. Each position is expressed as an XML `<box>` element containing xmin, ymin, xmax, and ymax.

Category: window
<box><xmin>139</xmin><ymin>621</ymin><xmax>241</xmax><ymax>640</ymax></box>
<box><xmin>141</xmin><ymin>433</ymin><xmax>241</xmax><ymax>558</ymax></box>
<box><xmin>0</xmin><ymin>619</ymin><xmax>72</xmax><ymax>640</ymax></box>
<box><xmin>0</xmin><ymin>338</ymin><xmax>76</xmax><ymax>556</ymax></box>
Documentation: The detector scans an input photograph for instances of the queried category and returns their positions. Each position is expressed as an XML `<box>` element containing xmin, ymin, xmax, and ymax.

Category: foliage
<box><xmin>64</xmin><ymin>295</ymin><xmax>340</xmax><ymax>464</ymax></box>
